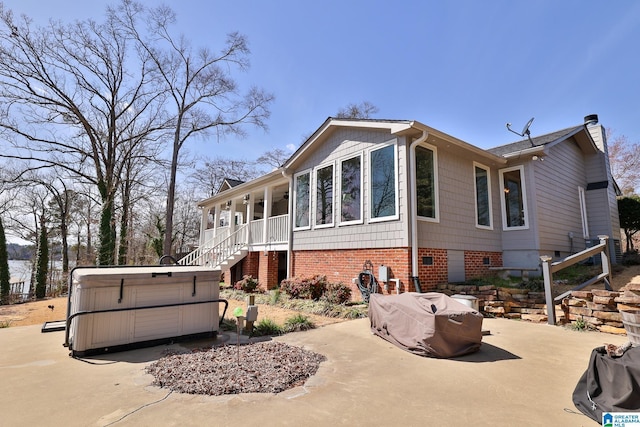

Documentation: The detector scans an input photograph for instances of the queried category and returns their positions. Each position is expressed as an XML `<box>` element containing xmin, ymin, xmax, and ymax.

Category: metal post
<box><xmin>540</xmin><ymin>255</ymin><xmax>555</xmax><ymax>325</ymax></box>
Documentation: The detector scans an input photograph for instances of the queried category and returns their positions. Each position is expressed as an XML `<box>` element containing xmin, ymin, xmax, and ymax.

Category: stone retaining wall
<box><xmin>437</xmin><ymin>283</ymin><xmax>637</xmax><ymax>337</ymax></box>
<box><xmin>436</xmin><ymin>284</ymin><xmax>554</xmax><ymax>322</ymax></box>
<box><xmin>561</xmin><ymin>285</ymin><xmax>640</xmax><ymax>335</ymax></box>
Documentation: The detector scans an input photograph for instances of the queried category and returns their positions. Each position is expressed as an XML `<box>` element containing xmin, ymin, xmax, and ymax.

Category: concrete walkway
<box><xmin>0</xmin><ymin>318</ymin><xmax>627</xmax><ymax>427</ymax></box>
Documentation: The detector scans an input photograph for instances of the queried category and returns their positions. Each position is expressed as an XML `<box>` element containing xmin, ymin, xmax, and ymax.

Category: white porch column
<box><xmin>262</xmin><ymin>186</ymin><xmax>272</xmax><ymax>245</ymax></box>
<box><xmin>199</xmin><ymin>207</ymin><xmax>208</xmax><ymax>245</ymax></box>
<box><xmin>229</xmin><ymin>201</ymin><xmax>237</xmax><ymax>234</ymax></box>
<box><xmin>245</xmin><ymin>194</ymin><xmax>254</xmax><ymax>244</ymax></box>
<box><xmin>213</xmin><ymin>205</ymin><xmax>220</xmax><ymax>237</ymax></box>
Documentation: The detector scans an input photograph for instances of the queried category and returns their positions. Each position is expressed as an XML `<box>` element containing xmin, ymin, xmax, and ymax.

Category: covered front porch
<box><xmin>180</xmin><ymin>171</ymin><xmax>290</xmax><ymax>278</ymax></box>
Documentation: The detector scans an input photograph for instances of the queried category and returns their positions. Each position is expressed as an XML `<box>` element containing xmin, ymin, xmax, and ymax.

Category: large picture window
<box><xmin>340</xmin><ymin>155</ymin><xmax>362</xmax><ymax>224</ymax></box>
<box><xmin>315</xmin><ymin>164</ymin><xmax>334</xmax><ymax>227</ymax></box>
<box><xmin>370</xmin><ymin>144</ymin><xmax>397</xmax><ymax>220</ymax></box>
<box><xmin>474</xmin><ymin>163</ymin><xmax>492</xmax><ymax>228</ymax></box>
<box><xmin>499</xmin><ymin>166</ymin><xmax>528</xmax><ymax>229</ymax></box>
<box><xmin>415</xmin><ymin>145</ymin><xmax>438</xmax><ymax>219</ymax></box>
<box><xmin>293</xmin><ymin>170</ymin><xmax>311</xmax><ymax>229</ymax></box>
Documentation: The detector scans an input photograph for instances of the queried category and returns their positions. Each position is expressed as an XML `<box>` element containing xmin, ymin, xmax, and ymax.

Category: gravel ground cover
<box><xmin>146</xmin><ymin>341</ymin><xmax>326</xmax><ymax>395</ymax></box>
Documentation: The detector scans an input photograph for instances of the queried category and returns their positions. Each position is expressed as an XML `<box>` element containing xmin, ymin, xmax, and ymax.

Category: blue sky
<box><xmin>4</xmin><ymin>0</ymin><xmax>640</xmax><ymax>160</ymax></box>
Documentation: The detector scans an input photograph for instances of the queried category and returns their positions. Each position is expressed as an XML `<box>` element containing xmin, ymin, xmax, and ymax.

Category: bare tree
<box><xmin>0</xmin><ymin>5</ymin><xmax>169</xmax><ymax>265</ymax></box>
<box><xmin>335</xmin><ymin>101</ymin><xmax>379</xmax><ymax>119</ymax></box>
<box><xmin>113</xmin><ymin>0</ymin><xmax>274</xmax><ymax>257</ymax></box>
<box><xmin>256</xmin><ymin>148</ymin><xmax>290</xmax><ymax>169</ymax></box>
<box><xmin>607</xmin><ymin>129</ymin><xmax>640</xmax><ymax>196</ymax></box>
<box><xmin>189</xmin><ymin>155</ymin><xmax>262</xmax><ymax>199</ymax></box>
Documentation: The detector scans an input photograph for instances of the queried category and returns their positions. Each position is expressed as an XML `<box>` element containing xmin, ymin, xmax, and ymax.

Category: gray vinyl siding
<box><xmin>416</xmin><ymin>147</ymin><xmax>502</xmax><ymax>251</ymax></box>
<box><xmin>292</xmin><ymin>128</ymin><xmax>409</xmax><ymax>251</ymax></box>
<box><xmin>533</xmin><ymin>140</ymin><xmax>588</xmax><ymax>254</ymax></box>
<box><xmin>500</xmin><ymin>162</ymin><xmax>538</xmax><ymax>252</ymax></box>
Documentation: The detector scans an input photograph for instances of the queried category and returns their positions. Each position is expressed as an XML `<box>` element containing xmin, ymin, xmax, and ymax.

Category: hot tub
<box><xmin>65</xmin><ymin>266</ymin><xmax>225</xmax><ymax>356</ymax></box>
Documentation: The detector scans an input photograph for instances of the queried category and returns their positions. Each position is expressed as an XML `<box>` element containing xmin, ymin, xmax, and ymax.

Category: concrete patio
<box><xmin>0</xmin><ymin>317</ymin><xmax>626</xmax><ymax>426</ymax></box>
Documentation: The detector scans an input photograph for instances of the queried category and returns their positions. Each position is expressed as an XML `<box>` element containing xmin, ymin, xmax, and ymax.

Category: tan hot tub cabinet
<box><xmin>64</xmin><ymin>265</ymin><xmax>227</xmax><ymax>357</ymax></box>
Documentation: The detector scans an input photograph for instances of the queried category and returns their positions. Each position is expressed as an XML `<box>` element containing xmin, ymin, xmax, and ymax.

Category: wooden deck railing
<box><xmin>541</xmin><ymin>235</ymin><xmax>612</xmax><ymax>325</ymax></box>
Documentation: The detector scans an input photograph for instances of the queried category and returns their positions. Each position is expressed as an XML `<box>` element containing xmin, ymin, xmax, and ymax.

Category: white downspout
<box><xmin>409</xmin><ymin>129</ymin><xmax>429</xmax><ymax>290</ymax></box>
<box><xmin>282</xmin><ymin>168</ymin><xmax>294</xmax><ymax>279</ymax></box>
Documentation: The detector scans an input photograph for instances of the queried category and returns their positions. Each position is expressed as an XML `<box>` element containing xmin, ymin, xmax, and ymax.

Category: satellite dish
<box><xmin>521</xmin><ymin>117</ymin><xmax>535</xmax><ymax>137</ymax></box>
<box><xmin>506</xmin><ymin>116</ymin><xmax>535</xmax><ymax>146</ymax></box>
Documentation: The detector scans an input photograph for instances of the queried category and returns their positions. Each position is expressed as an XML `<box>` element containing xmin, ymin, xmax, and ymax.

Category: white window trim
<box><xmin>338</xmin><ymin>153</ymin><xmax>364</xmax><ymax>226</ymax></box>
<box><xmin>473</xmin><ymin>161</ymin><xmax>493</xmax><ymax>230</ymax></box>
<box><xmin>292</xmin><ymin>169</ymin><xmax>311</xmax><ymax>231</ymax></box>
<box><xmin>578</xmin><ymin>186</ymin><xmax>590</xmax><ymax>239</ymax></box>
<box><xmin>498</xmin><ymin>165</ymin><xmax>529</xmax><ymax>231</ymax></box>
<box><xmin>313</xmin><ymin>161</ymin><xmax>335</xmax><ymax>229</ymax></box>
<box><xmin>368</xmin><ymin>141</ymin><xmax>400</xmax><ymax>223</ymax></box>
<box><xmin>414</xmin><ymin>142</ymin><xmax>439</xmax><ymax>223</ymax></box>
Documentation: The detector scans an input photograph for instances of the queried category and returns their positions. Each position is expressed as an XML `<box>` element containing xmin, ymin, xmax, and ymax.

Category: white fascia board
<box><xmin>197</xmin><ymin>169</ymin><xmax>285</xmax><ymax>208</ymax></box>
<box><xmin>283</xmin><ymin>119</ymin><xmax>414</xmax><ymax>170</ymax></box>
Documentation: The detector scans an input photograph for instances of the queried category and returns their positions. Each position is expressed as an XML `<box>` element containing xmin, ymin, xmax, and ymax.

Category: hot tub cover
<box><xmin>369</xmin><ymin>292</ymin><xmax>483</xmax><ymax>358</ymax></box>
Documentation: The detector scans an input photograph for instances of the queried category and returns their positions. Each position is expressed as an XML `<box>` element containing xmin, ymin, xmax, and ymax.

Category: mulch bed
<box><xmin>146</xmin><ymin>341</ymin><xmax>326</xmax><ymax>395</ymax></box>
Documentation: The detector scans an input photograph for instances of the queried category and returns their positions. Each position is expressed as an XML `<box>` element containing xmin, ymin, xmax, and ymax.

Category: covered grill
<box><xmin>369</xmin><ymin>292</ymin><xmax>483</xmax><ymax>358</ymax></box>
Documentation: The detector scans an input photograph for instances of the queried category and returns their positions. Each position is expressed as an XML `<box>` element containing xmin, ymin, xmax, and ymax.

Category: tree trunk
<box><xmin>163</xmin><ymin>132</ymin><xmax>181</xmax><ymax>258</ymax></box>
<box><xmin>60</xmin><ymin>220</ymin><xmax>69</xmax><ymax>273</ymax></box>
<box><xmin>35</xmin><ymin>215</ymin><xmax>48</xmax><ymax>299</ymax></box>
<box><xmin>0</xmin><ymin>217</ymin><xmax>10</xmax><ymax>304</ymax></box>
<box><xmin>118</xmin><ymin>178</ymin><xmax>131</xmax><ymax>265</ymax></box>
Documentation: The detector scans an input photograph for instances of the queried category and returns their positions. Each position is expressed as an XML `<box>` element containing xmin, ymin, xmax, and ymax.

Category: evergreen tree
<box><xmin>35</xmin><ymin>220</ymin><xmax>48</xmax><ymax>299</ymax></box>
<box><xmin>0</xmin><ymin>217</ymin><xmax>10</xmax><ymax>304</ymax></box>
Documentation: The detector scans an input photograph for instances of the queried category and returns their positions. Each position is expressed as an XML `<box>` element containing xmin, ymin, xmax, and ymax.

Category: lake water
<box><xmin>8</xmin><ymin>259</ymin><xmax>32</xmax><ymax>295</ymax></box>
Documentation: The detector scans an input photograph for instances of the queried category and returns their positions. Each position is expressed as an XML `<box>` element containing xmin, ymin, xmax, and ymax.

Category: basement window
<box><xmin>422</xmin><ymin>256</ymin><xmax>433</xmax><ymax>266</ymax></box>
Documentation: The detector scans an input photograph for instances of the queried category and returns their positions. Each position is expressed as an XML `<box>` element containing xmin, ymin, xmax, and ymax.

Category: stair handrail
<box><xmin>179</xmin><ymin>224</ymin><xmax>249</xmax><ymax>267</ymax></box>
<box><xmin>541</xmin><ymin>235</ymin><xmax>612</xmax><ymax>325</ymax></box>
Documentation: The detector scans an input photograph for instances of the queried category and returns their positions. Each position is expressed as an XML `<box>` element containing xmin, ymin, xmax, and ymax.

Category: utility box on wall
<box><xmin>379</xmin><ymin>265</ymin><xmax>389</xmax><ymax>282</ymax></box>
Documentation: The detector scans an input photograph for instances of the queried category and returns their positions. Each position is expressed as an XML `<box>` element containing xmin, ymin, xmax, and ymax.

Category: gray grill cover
<box><xmin>369</xmin><ymin>292</ymin><xmax>483</xmax><ymax>358</ymax></box>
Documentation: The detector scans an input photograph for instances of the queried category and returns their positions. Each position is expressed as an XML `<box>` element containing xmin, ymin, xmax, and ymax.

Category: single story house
<box><xmin>181</xmin><ymin>114</ymin><xmax>621</xmax><ymax>297</ymax></box>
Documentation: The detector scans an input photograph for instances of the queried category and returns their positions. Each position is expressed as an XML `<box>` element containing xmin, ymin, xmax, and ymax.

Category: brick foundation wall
<box><xmin>291</xmin><ymin>247</ymin><xmax>501</xmax><ymax>298</ymax></box>
<box><xmin>416</xmin><ymin>248</ymin><xmax>448</xmax><ymax>291</ymax></box>
<box><xmin>241</xmin><ymin>252</ymin><xmax>260</xmax><ymax>281</ymax></box>
<box><xmin>292</xmin><ymin>248</ymin><xmax>412</xmax><ymax>299</ymax></box>
<box><xmin>258</xmin><ymin>251</ymin><xmax>280</xmax><ymax>290</ymax></box>
<box><xmin>465</xmin><ymin>251</ymin><xmax>503</xmax><ymax>279</ymax></box>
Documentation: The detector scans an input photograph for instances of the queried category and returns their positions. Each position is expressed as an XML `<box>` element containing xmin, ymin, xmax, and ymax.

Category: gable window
<box><xmin>415</xmin><ymin>144</ymin><xmax>438</xmax><ymax>220</ymax></box>
<box><xmin>474</xmin><ymin>162</ymin><xmax>492</xmax><ymax>228</ymax></box>
<box><xmin>315</xmin><ymin>163</ymin><xmax>334</xmax><ymax>227</ymax></box>
<box><xmin>293</xmin><ymin>170</ymin><xmax>311</xmax><ymax>229</ymax></box>
<box><xmin>370</xmin><ymin>143</ymin><xmax>398</xmax><ymax>221</ymax></box>
<box><xmin>499</xmin><ymin>166</ymin><xmax>528</xmax><ymax>229</ymax></box>
<box><xmin>339</xmin><ymin>155</ymin><xmax>362</xmax><ymax>224</ymax></box>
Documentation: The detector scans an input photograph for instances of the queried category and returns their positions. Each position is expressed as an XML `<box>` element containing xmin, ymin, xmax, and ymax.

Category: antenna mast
<box><xmin>506</xmin><ymin>117</ymin><xmax>535</xmax><ymax>146</ymax></box>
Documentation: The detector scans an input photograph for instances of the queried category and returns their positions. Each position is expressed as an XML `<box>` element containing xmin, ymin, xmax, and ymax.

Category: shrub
<box><xmin>269</xmin><ymin>288</ymin><xmax>282</xmax><ymax>305</ymax></box>
<box><xmin>321</xmin><ymin>282</ymin><xmax>352</xmax><ymax>305</ymax></box>
<box><xmin>252</xmin><ymin>318</ymin><xmax>283</xmax><ymax>336</ymax></box>
<box><xmin>234</xmin><ymin>275</ymin><xmax>260</xmax><ymax>293</ymax></box>
<box><xmin>283</xmin><ymin>314</ymin><xmax>315</xmax><ymax>332</ymax></box>
<box><xmin>280</xmin><ymin>275</ymin><xmax>328</xmax><ymax>300</ymax></box>
<box><xmin>220</xmin><ymin>317</ymin><xmax>238</xmax><ymax>331</ymax></box>
<box><xmin>622</xmin><ymin>250</ymin><xmax>640</xmax><ymax>266</ymax></box>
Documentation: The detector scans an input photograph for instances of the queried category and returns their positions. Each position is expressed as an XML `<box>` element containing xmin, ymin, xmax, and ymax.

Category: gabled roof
<box><xmin>487</xmin><ymin>122</ymin><xmax>604</xmax><ymax>160</ymax></box>
<box><xmin>217</xmin><ymin>178</ymin><xmax>245</xmax><ymax>194</ymax></box>
<box><xmin>487</xmin><ymin>125</ymin><xmax>586</xmax><ymax>157</ymax></box>
<box><xmin>283</xmin><ymin>117</ymin><xmax>505</xmax><ymax>171</ymax></box>
<box><xmin>283</xmin><ymin>117</ymin><xmax>416</xmax><ymax>170</ymax></box>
